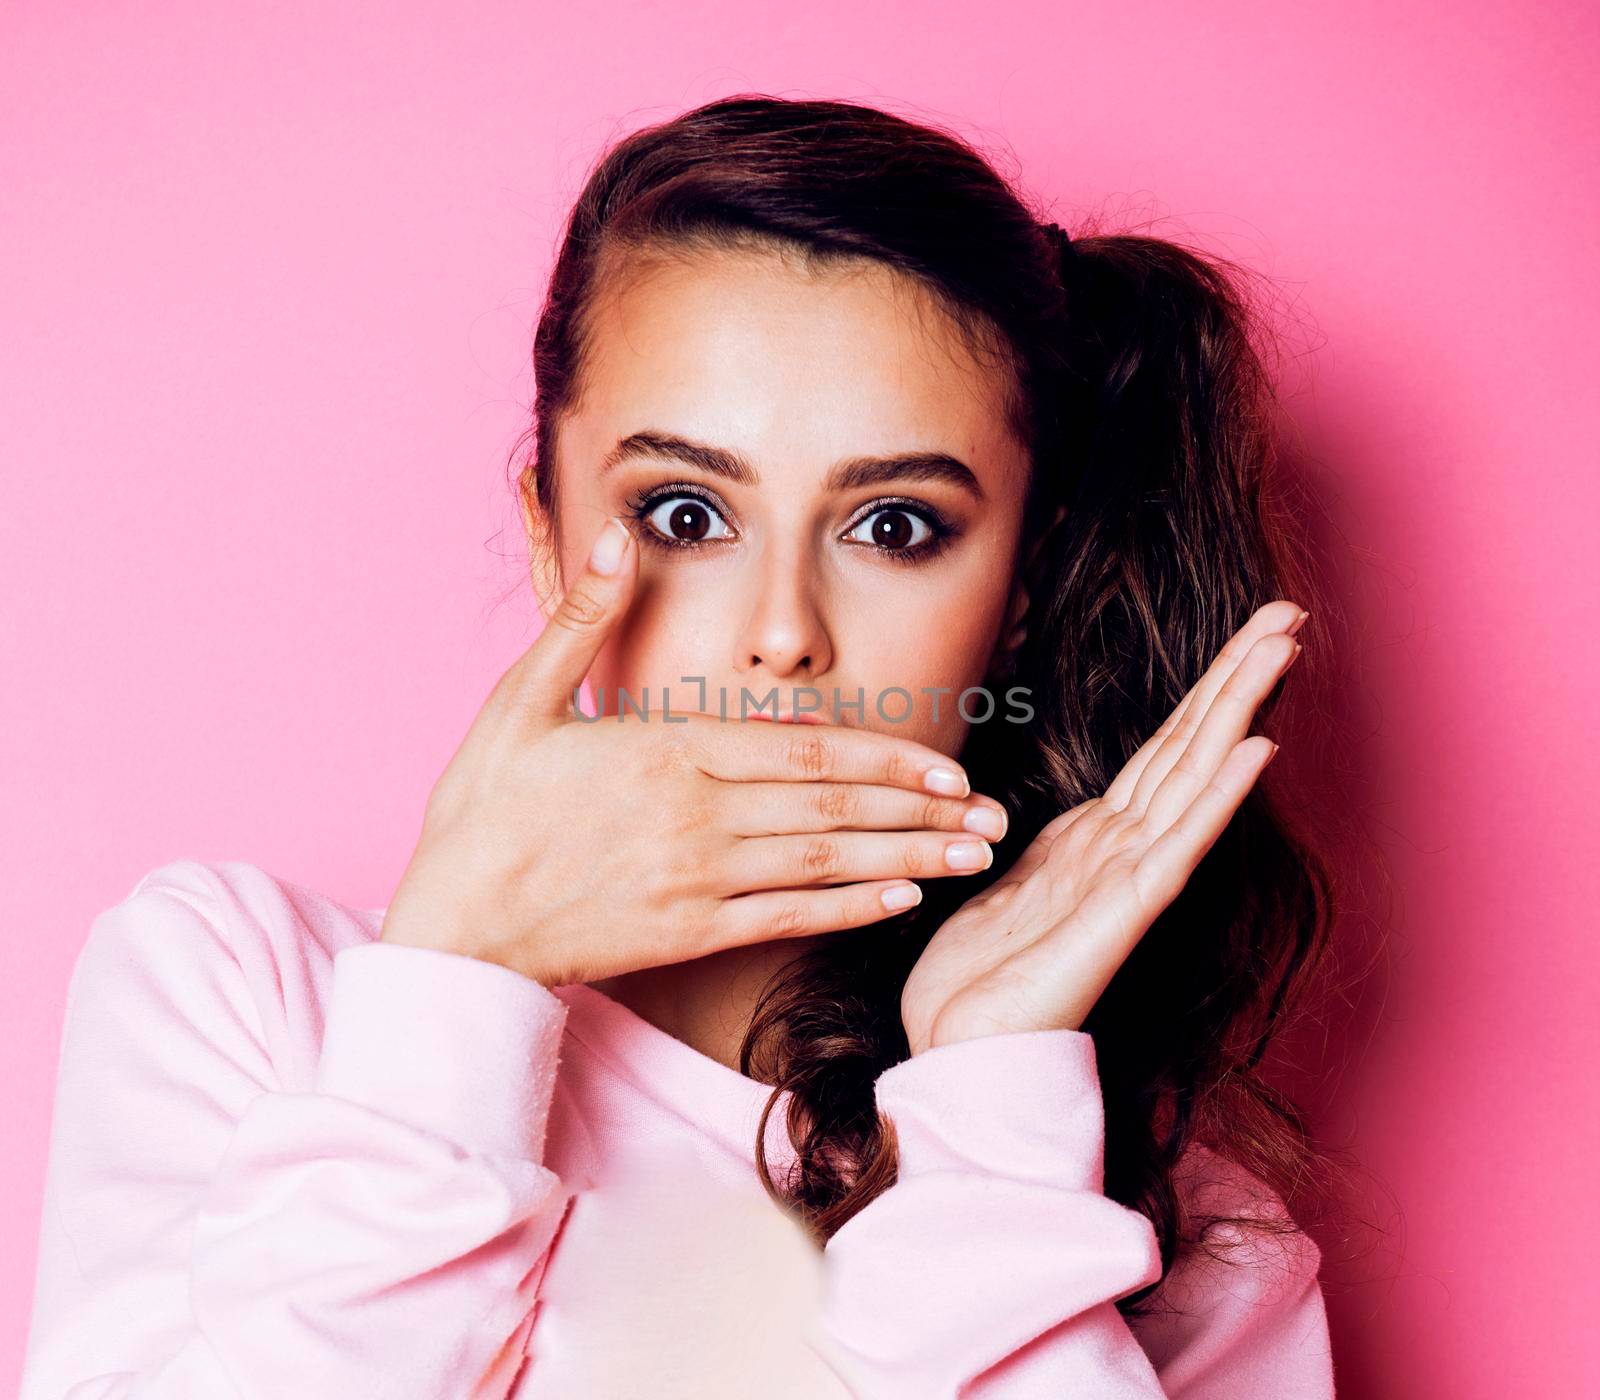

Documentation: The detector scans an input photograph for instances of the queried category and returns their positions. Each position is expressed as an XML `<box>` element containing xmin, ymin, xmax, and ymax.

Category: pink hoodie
<box><xmin>20</xmin><ymin>858</ymin><xmax>1335</xmax><ymax>1399</ymax></box>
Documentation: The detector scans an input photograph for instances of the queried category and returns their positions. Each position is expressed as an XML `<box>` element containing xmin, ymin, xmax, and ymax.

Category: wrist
<box><xmin>379</xmin><ymin>912</ymin><xmax>558</xmax><ymax>988</ymax></box>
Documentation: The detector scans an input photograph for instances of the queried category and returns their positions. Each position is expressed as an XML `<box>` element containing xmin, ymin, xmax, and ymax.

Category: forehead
<box><xmin>563</xmin><ymin>242</ymin><xmax>1026</xmax><ymax>488</ymax></box>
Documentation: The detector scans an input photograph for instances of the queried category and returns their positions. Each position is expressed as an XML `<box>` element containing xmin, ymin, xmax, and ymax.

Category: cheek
<box><xmin>858</xmin><ymin>614</ymin><xmax>993</xmax><ymax>692</ymax></box>
<box><xmin>585</xmin><ymin>583</ymin><xmax>729</xmax><ymax>707</ymax></box>
<box><xmin>843</xmin><ymin>582</ymin><xmax>1014</xmax><ymax>749</ymax></box>
<box><xmin>859</xmin><ymin>565</ymin><xmax>1012</xmax><ymax>678</ymax></box>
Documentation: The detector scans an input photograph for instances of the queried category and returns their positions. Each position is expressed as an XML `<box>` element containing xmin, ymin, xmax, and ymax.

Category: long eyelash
<box><xmin>622</xmin><ymin>484</ymin><xmax>958</xmax><ymax>564</ymax></box>
<box><xmin>623</xmin><ymin>482</ymin><xmax>735</xmax><ymax>552</ymax></box>
<box><xmin>848</xmin><ymin>496</ymin><xmax>958</xmax><ymax>566</ymax></box>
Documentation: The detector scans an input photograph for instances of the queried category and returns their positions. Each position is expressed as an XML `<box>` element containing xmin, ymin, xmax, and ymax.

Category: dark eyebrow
<box><xmin>599</xmin><ymin>430</ymin><xmax>986</xmax><ymax>501</ymax></box>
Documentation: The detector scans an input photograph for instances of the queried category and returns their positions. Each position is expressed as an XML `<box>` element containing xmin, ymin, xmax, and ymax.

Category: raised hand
<box><xmin>379</xmin><ymin>516</ymin><xmax>1009</xmax><ymax>988</ymax></box>
<box><xmin>898</xmin><ymin>601</ymin><xmax>1309</xmax><ymax>1056</ymax></box>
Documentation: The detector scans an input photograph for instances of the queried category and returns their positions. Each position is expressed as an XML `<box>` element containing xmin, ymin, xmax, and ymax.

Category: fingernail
<box><xmin>881</xmin><ymin>883</ymin><xmax>922</xmax><ymax>911</ymax></box>
<box><xmin>945</xmin><ymin>841</ymin><xmax>992</xmax><ymax>871</ymax></box>
<box><xmin>962</xmin><ymin>806</ymin><xmax>1006</xmax><ymax>840</ymax></box>
<box><xmin>589</xmin><ymin>518</ymin><xmax>629</xmax><ymax>576</ymax></box>
<box><xmin>1287</xmin><ymin>609</ymin><xmax>1310</xmax><ymax>636</ymax></box>
<box><xmin>924</xmin><ymin>767</ymin><xmax>969</xmax><ymax>798</ymax></box>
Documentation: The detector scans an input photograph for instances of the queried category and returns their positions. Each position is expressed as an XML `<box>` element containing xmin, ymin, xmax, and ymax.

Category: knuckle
<box><xmin>646</xmin><ymin>732</ymin><xmax>694</xmax><ymax>777</ymax></box>
<box><xmin>677</xmin><ymin>788</ymin><xmax>715</xmax><ymax>833</ymax></box>
<box><xmin>658</xmin><ymin>894</ymin><xmax>691</xmax><ymax>939</ymax></box>
<box><xmin>669</xmin><ymin>901</ymin><xmax>720</xmax><ymax>961</ymax></box>
<box><xmin>554</xmin><ymin>585</ymin><xmax>608</xmax><ymax>632</ymax></box>
<box><xmin>900</xmin><ymin>836</ymin><xmax>931</xmax><ymax>876</ymax></box>
<box><xmin>635</xmin><ymin>862</ymin><xmax>674</xmax><ymax>911</ymax></box>
<box><xmin>788</xmin><ymin>731</ymin><xmax>835</xmax><ymax>780</ymax></box>
<box><xmin>764</xmin><ymin>897</ymin><xmax>811</xmax><ymax>941</ymax></box>
<box><xmin>920</xmin><ymin>794</ymin><xmax>951</xmax><ymax>829</ymax></box>
<box><xmin>800</xmin><ymin>835</ymin><xmax>842</xmax><ymax>880</ymax></box>
<box><xmin>816</xmin><ymin>783</ymin><xmax>857</xmax><ymax>825</ymax></box>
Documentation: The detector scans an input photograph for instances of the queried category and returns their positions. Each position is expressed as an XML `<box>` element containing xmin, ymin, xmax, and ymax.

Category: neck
<box><xmin>588</xmin><ymin>937</ymin><xmax>816</xmax><ymax>1087</ymax></box>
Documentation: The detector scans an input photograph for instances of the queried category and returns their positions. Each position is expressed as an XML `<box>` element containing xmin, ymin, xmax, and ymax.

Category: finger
<box><xmin>1130</xmin><ymin>736</ymin><xmax>1277</xmax><ymax>915</ymax></box>
<box><xmin>715</xmin><ymin>780</ymin><xmax>1009</xmax><ymax>840</ymax></box>
<box><xmin>710</xmin><ymin>878</ymin><xmax>925</xmax><ymax>949</ymax></box>
<box><xmin>1139</xmin><ymin>632</ymin><xmax>1297</xmax><ymax>832</ymax></box>
<box><xmin>489</xmin><ymin>516</ymin><xmax>638</xmax><ymax>727</ymax></box>
<box><xmin>965</xmin><ymin>793</ymin><xmax>1106</xmax><ymax>901</ymax></box>
<box><xmin>720</xmin><ymin>828</ymin><xmax>996</xmax><ymax>894</ymax></box>
<box><xmin>691</xmin><ymin>721</ymin><xmax>974</xmax><ymax>799</ymax></box>
<box><xmin>982</xmin><ymin>837</ymin><xmax>1053</xmax><ymax>895</ymax></box>
<box><xmin>1104</xmin><ymin>600</ymin><xmax>1304</xmax><ymax>811</ymax></box>
<box><xmin>976</xmin><ymin>803</ymin><xmax>1088</xmax><ymax>895</ymax></box>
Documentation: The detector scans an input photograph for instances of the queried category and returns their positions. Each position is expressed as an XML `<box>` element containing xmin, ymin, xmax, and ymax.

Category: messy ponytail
<box><xmin>514</xmin><ymin>93</ymin><xmax>1366</xmax><ymax>1315</ymax></box>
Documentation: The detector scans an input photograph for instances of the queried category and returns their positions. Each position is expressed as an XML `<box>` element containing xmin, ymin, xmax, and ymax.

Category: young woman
<box><xmin>21</xmin><ymin>96</ymin><xmax>1341</xmax><ymax>1398</ymax></box>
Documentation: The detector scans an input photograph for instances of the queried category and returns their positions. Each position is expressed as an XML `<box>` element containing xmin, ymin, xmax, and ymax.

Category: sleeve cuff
<box><xmin>316</xmin><ymin>941</ymin><xmax>569</xmax><ymax>1161</ymax></box>
<box><xmin>874</xmin><ymin>1028</ymin><xmax>1108</xmax><ymax>1189</ymax></box>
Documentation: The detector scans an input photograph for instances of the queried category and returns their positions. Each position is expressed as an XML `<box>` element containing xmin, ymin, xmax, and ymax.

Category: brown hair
<box><xmin>511</xmin><ymin>93</ymin><xmax>1377</xmax><ymax>1316</ymax></box>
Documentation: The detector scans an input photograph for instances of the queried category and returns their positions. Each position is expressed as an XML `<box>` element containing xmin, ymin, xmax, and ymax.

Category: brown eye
<box><xmin>845</xmin><ymin>506</ymin><xmax>934</xmax><ymax>552</ymax></box>
<box><xmin>640</xmin><ymin>493</ymin><xmax>734</xmax><ymax>547</ymax></box>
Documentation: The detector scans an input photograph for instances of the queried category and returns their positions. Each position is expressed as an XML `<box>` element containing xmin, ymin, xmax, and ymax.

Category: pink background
<box><xmin>3</xmin><ymin>2</ymin><xmax>1596</xmax><ymax>1395</ymax></box>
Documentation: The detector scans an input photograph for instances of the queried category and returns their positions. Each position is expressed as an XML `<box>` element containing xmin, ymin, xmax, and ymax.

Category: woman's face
<box><xmin>542</xmin><ymin>243</ymin><xmax>1034</xmax><ymax>759</ymax></box>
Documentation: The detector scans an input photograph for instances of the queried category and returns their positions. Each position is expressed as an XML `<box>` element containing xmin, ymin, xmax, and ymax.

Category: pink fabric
<box><xmin>20</xmin><ymin>858</ymin><xmax>1335</xmax><ymax>1398</ymax></box>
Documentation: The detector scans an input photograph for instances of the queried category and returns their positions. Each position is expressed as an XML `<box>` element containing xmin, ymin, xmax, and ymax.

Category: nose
<box><xmin>733</xmin><ymin>544</ymin><xmax>833</xmax><ymax>685</ymax></box>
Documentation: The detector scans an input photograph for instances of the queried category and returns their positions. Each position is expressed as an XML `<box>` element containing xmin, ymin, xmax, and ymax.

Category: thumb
<box><xmin>511</xmin><ymin>515</ymin><xmax>637</xmax><ymax>725</ymax></box>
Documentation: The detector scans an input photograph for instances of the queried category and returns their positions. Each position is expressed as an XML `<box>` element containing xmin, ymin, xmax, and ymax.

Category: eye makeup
<box><xmin>621</xmin><ymin>480</ymin><xmax>961</xmax><ymax>566</ymax></box>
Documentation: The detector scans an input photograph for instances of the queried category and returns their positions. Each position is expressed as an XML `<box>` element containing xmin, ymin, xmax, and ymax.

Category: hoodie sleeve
<box><xmin>19</xmin><ymin>866</ymin><xmax>573</xmax><ymax>1400</ymax></box>
<box><xmin>808</xmin><ymin>1029</ymin><xmax>1334</xmax><ymax>1399</ymax></box>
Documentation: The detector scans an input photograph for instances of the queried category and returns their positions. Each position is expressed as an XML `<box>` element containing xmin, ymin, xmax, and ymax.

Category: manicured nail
<box><xmin>945</xmin><ymin>841</ymin><xmax>992</xmax><ymax>871</ymax></box>
<box><xmin>589</xmin><ymin>517</ymin><xmax>629</xmax><ymax>575</ymax></box>
<box><xmin>881</xmin><ymin>883</ymin><xmax>922</xmax><ymax>911</ymax></box>
<box><xmin>962</xmin><ymin>806</ymin><xmax>1006</xmax><ymax>840</ymax></box>
<box><xmin>924</xmin><ymin>767</ymin><xmax>969</xmax><ymax>798</ymax></box>
<box><xmin>1287</xmin><ymin>609</ymin><xmax>1310</xmax><ymax>636</ymax></box>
